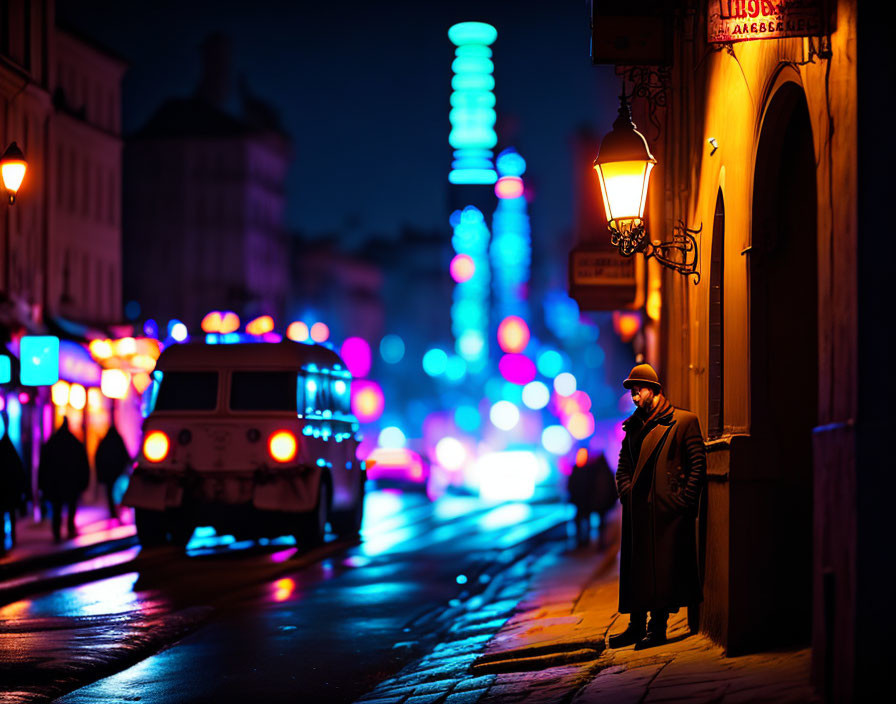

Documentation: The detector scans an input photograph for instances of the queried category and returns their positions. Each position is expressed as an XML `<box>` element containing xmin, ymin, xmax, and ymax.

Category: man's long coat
<box><xmin>616</xmin><ymin>397</ymin><xmax>706</xmax><ymax>614</ymax></box>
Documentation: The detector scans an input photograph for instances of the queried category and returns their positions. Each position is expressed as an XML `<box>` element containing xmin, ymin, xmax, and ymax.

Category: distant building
<box><xmin>1</xmin><ymin>2</ymin><xmax>132</xmax><ymax>492</ymax></box>
<box><xmin>49</xmin><ymin>24</ymin><xmax>127</xmax><ymax>325</ymax></box>
<box><xmin>288</xmin><ymin>236</ymin><xmax>385</xmax><ymax>345</ymax></box>
<box><xmin>123</xmin><ymin>34</ymin><xmax>290</xmax><ymax>331</ymax></box>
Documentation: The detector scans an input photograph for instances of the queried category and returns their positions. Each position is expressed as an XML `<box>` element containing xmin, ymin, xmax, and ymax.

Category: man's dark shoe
<box><xmin>634</xmin><ymin>630</ymin><xmax>668</xmax><ymax>650</ymax></box>
<box><xmin>608</xmin><ymin>622</ymin><xmax>646</xmax><ymax>648</ymax></box>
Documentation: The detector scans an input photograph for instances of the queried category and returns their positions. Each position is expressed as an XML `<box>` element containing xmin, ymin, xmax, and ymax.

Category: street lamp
<box><xmin>1</xmin><ymin>141</ymin><xmax>27</xmax><ymax>205</ymax></box>
<box><xmin>594</xmin><ymin>90</ymin><xmax>700</xmax><ymax>283</ymax></box>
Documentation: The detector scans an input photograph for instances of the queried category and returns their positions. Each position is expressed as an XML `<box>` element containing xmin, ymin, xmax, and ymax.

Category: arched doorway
<box><xmin>745</xmin><ymin>81</ymin><xmax>818</xmax><ymax>650</ymax></box>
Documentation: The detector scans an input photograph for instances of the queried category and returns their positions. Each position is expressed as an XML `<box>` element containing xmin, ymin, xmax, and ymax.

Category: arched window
<box><xmin>708</xmin><ymin>189</ymin><xmax>724</xmax><ymax>437</ymax></box>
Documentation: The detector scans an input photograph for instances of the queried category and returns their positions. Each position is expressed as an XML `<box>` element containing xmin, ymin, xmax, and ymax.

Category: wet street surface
<box><xmin>0</xmin><ymin>491</ymin><xmax>571</xmax><ymax>703</ymax></box>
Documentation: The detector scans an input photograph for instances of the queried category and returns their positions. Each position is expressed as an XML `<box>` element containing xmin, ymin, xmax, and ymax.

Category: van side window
<box><xmin>231</xmin><ymin>371</ymin><xmax>301</xmax><ymax>412</ymax></box>
<box><xmin>155</xmin><ymin>371</ymin><xmax>218</xmax><ymax>411</ymax></box>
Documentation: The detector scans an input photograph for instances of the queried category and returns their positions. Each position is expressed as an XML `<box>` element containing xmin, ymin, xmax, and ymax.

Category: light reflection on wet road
<box><xmin>3</xmin><ymin>490</ymin><xmax>571</xmax><ymax>703</ymax></box>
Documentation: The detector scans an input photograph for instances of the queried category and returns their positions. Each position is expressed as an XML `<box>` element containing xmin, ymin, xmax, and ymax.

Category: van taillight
<box><xmin>143</xmin><ymin>431</ymin><xmax>170</xmax><ymax>462</ymax></box>
<box><xmin>268</xmin><ymin>430</ymin><xmax>297</xmax><ymax>463</ymax></box>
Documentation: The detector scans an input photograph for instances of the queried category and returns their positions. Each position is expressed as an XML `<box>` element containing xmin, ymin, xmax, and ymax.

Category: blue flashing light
<box><xmin>456</xmin><ymin>574</ymin><xmax>469</xmax><ymax>585</ymax></box>
<box><xmin>206</xmin><ymin>333</ymin><xmax>219</xmax><ymax>344</ymax></box>
<box><xmin>20</xmin><ymin>336</ymin><xmax>60</xmax><ymax>386</ymax></box>
<box><xmin>334</xmin><ymin>380</ymin><xmax>347</xmax><ymax>395</ymax></box>
<box><xmin>316</xmin><ymin>458</ymin><xmax>327</xmax><ymax>467</ymax></box>
<box><xmin>0</xmin><ymin>356</ymin><xmax>10</xmax><ymax>383</ymax></box>
<box><xmin>303</xmin><ymin>426</ymin><xmax>313</xmax><ymax>436</ymax></box>
<box><xmin>346</xmin><ymin>461</ymin><xmax>352</xmax><ymax>469</ymax></box>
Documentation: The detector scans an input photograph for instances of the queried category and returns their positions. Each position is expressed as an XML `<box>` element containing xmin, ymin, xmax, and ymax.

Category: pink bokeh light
<box><xmin>498</xmin><ymin>354</ymin><xmax>537</xmax><ymax>385</ymax></box>
<box><xmin>450</xmin><ymin>254</ymin><xmax>476</xmax><ymax>283</ymax></box>
<box><xmin>351</xmin><ymin>380</ymin><xmax>384</xmax><ymax>423</ymax></box>
<box><xmin>340</xmin><ymin>337</ymin><xmax>372</xmax><ymax>378</ymax></box>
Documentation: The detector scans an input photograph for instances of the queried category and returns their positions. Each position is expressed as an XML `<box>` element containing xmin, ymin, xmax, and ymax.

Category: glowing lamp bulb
<box><xmin>310</xmin><ymin>322</ymin><xmax>330</xmax><ymax>343</ymax></box>
<box><xmin>1</xmin><ymin>141</ymin><xmax>26</xmax><ymax>204</ymax></box>
<box><xmin>143</xmin><ymin>431</ymin><xmax>170</xmax><ymax>463</ymax></box>
<box><xmin>593</xmin><ymin>94</ymin><xmax>656</xmax><ymax>229</ymax></box>
<box><xmin>269</xmin><ymin>431</ymin><xmax>298</xmax><ymax>463</ymax></box>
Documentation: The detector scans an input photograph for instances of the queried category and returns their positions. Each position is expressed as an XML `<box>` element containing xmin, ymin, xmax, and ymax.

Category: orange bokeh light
<box><xmin>494</xmin><ymin>175</ymin><xmax>524</xmax><ymax>199</ymax></box>
<box><xmin>497</xmin><ymin>316</ymin><xmax>530</xmax><ymax>354</ymax></box>
<box><xmin>246</xmin><ymin>315</ymin><xmax>275</xmax><ymax>336</ymax></box>
<box><xmin>613</xmin><ymin>311</ymin><xmax>641</xmax><ymax>343</ymax></box>
<box><xmin>286</xmin><ymin>321</ymin><xmax>309</xmax><ymax>341</ymax></box>
<box><xmin>310</xmin><ymin>322</ymin><xmax>330</xmax><ymax>342</ymax></box>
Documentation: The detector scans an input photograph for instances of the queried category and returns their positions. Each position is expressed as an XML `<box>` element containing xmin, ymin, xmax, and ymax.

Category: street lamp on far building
<box><xmin>593</xmin><ymin>90</ymin><xmax>700</xmax><ymax>283</ymax></box>
<box><xmin>1</xmin><ymin>142</ymin><xmax>27</xmax><ymax>205</ymax></box>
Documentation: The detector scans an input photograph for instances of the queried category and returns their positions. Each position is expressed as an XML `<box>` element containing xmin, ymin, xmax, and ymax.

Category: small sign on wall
<box><xmin>568</xmin><ymin>245</ymin><xmax>644</xmax><ymax>311</ymax></box>
<box><xmin>708</xmin><ymin>0</ymin><xmax>825</xmax><ymax>44</ymax></box>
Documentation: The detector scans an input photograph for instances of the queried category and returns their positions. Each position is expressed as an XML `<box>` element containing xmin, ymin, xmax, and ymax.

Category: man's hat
<box><xmin>623</xmin><ymin>363</ymin><xmax>661</xmax><ymax>391</ymax></box>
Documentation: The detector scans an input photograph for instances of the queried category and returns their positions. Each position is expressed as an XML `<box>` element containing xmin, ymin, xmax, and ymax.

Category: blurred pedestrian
<box><xmin>37</xmin><ymin>417</ymin><xmax>90</xmax><ymax>542</ymax></box>
<box><xmin>0</xmin><ymin>430</ymin><xmax>28</xmax><ymax>550</ymax></box>
<box><xmin>567</xmin><ymin>451</ymin><xmax>596</xmax><ymax>547</ymax></box>
<box><xmin>608</xmin><ymin>363</ymin><xmax>706</xmax><ymax>650</ymax></box>
<box><xmin>94</xmin><ymin>424</ymin><xmax>131</xmax><ymax>520</ymax></box>
<box><xmin>590</xmin><ymin>451</ymin><xmax>618</xmax><ymax>550</ymax></box>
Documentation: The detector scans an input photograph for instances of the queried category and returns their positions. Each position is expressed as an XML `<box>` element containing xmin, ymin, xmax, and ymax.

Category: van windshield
<box><xmin>230</xmin><ymin>371</ymin><xmax>300</xmax><ymax>412</ymax></box>
<box><xmin>154</xmin><ymin>371</ymin><xmax>219</xmax><ymax>411</ymax></box>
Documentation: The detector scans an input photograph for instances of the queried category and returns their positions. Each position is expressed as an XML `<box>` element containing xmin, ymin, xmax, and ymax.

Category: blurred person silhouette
<box><xmin>94</xmin><ymin>423</ymin><xmax>131</xmax><ymax>520</ymax></box>
<box><xmin>567</xmin><ymin>449</ymin><xmax>596</xmax><ymax>547</ymax></box>
<box><xmin>590</xmin><ymin>450</ymin><xmax>618</xmax><ymax>551</ymax></box>
<box><xmin>0</xmin><ymin>430</ymin><xmax>28</xmax><ymax>550</ymax></box>
<box><xmin>38</xmin><ymin>417</ymin><xmax>90</xmax><ymax>542</ymax></box>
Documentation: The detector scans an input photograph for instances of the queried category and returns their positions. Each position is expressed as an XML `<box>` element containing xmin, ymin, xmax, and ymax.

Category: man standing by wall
<box><xmin>608</xmin><ymin>364</ymin><xmax>706</xmax><ymax>649</ymax></box>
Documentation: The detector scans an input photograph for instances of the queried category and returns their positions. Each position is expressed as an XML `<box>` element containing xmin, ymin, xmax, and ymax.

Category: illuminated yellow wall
<box><xmin>660</xmin><ymin>6</ymin><xmax>857</xmax><ymax>436</ymax></box>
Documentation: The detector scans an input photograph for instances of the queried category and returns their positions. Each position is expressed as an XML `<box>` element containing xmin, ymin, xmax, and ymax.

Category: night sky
<box><xmin>57</xmin><ymin>0</ymin><xmax>619</xmax><ymax>248</ymax></box>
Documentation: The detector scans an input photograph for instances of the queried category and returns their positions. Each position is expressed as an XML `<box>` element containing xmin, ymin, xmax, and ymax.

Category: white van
<box><xmin>122</xmin><ymin>341</ymin><xmax>365</xmax><ymax>547</ymax></box>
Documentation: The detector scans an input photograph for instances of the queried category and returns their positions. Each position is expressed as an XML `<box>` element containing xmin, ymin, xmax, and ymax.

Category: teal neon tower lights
<box><xmin>490</xmin><ymin>147</ymin><xmax>531</xmax><ymax>321</ymax></box>
<box><xmin>450</xmin><ymin>206</ymin><xmax>491</xmax><ymax>372</ymax></box>
<box><xmin>447</xmin><ymin>22</ymin><xmax>498</xmax><ymax>185</ymax></box>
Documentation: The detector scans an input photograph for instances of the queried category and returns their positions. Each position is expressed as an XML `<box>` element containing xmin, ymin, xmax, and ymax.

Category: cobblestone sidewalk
<box><xmin>354</xmin><ymin>538</ymin><xmax>820</xmax><ymax>704</ymax></box>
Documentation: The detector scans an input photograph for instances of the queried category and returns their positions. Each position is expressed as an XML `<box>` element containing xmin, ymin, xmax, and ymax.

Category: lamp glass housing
<box><xmin>594</xmin><ymin>159</ymin><xmax>654</xmax><ymax>224</ymax></box>
<box><xmin>1</xmin><ymin>160</ymin><xmax>26</xmax><ymax>194</ymax></box>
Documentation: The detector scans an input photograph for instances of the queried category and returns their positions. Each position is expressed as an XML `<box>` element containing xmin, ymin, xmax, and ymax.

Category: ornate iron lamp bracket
<box><xmin>608</xmin><ymin>220</ymin><xmax>701</xmax><ymax>285</ymax></box>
